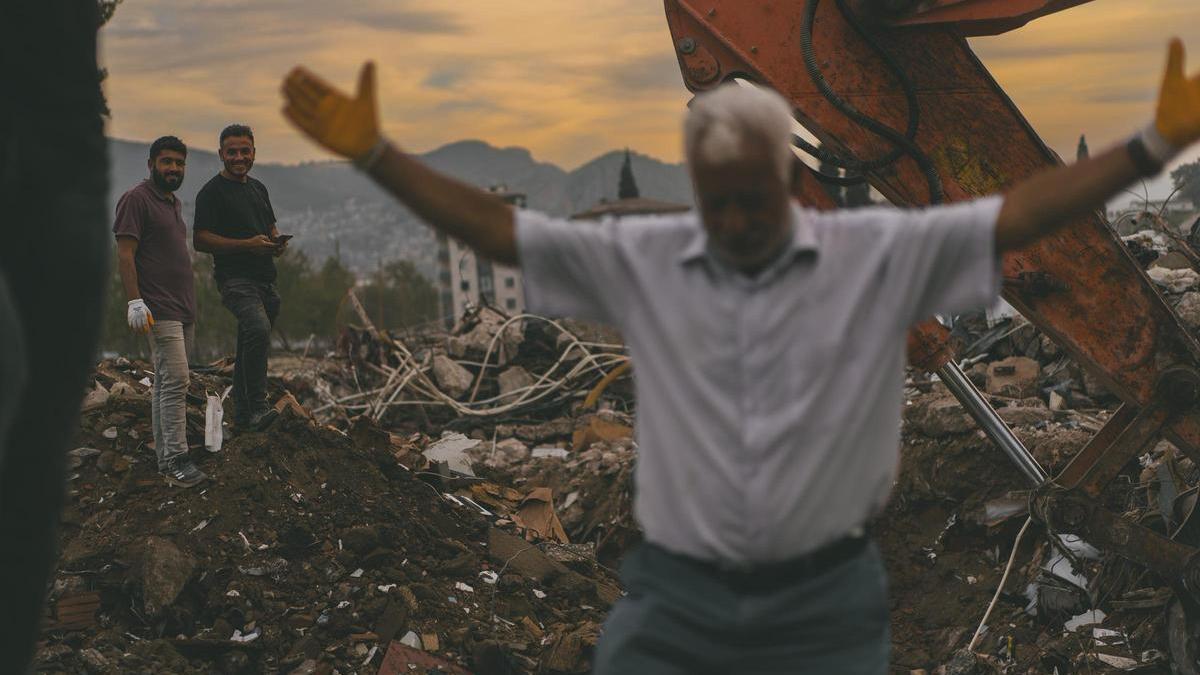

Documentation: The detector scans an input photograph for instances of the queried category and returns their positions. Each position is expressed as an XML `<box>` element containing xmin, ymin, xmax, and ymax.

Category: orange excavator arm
<box><xmin>663</xmin><ymin>0</ymin><xmax>1200</xmax><ymax>661</ymax></box>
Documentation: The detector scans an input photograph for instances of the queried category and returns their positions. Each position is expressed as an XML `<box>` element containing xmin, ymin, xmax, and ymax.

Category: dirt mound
<box><xmin>38</xmin><ymin>359</ymin><xmax>618</xmax><ymax>674</ymax></box>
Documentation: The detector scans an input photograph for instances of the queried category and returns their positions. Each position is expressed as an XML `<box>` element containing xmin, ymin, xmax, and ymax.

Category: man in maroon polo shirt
<box><xmin>113</xmin><ymin>136</ymin><xmax>207</xmax><ymax>488</ymax></box>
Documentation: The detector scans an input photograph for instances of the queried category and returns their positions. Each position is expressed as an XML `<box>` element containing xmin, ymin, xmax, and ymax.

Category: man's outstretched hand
<box><xmin>1157</xmin><ymin>39</ymin><xmax>1200</xmax><ymax>149</ymax></box>
<box><xmin>282</xmin><ymin>62</ymin><xmax>381</xmax><ymax>161</ymax></box>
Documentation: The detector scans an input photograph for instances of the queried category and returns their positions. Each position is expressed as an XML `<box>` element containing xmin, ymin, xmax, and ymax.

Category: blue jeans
<box><xmin>218</xmin><ymin>278</ymin><xmax>280</xmax><ymax>421</ymax></box>
<box><xmin>593</xmin><ymin>540</ymin><xmax>890</xmax><ymax>675</ymax></box>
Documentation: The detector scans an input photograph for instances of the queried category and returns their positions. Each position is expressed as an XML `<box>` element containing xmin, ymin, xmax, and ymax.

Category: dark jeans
<box><xmin>593</xmin><ymin>540</ymin><xmax>890</xmax><ymax>675</ymax></box>
<box><xmin>218</xmin><ymin>278</ymin><xmax>280</xmax><ymax>421</ymax></box>
<box><xmin>0</xmin><ymin>1</ymin><xmax>109</xmax><ymax>671</ymax></box>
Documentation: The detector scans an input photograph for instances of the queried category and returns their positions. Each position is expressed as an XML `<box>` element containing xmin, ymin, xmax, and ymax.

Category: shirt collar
<box><xmin>678</xmin><ymin>201</ymin><xmax>819</xmax><ymax>267</ymax></box>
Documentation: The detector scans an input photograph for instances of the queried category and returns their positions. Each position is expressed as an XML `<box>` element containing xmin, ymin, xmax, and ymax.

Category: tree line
<box><xmin>101</xmin><ymin>251</ymin><xmax>439</xmax><ymax>361</ymax></box>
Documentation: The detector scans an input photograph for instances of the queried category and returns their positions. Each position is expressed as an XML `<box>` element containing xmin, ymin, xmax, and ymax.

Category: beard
<box><xmin>151</xmin><ymin>167</ymin><xmax>183</xmax><ymax>192</ymax></box>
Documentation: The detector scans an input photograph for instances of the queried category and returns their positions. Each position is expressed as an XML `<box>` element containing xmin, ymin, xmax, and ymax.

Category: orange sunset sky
<box><xmin>101</xmin><ymin>0</ymin><xmax>1200</xmax><ymax>196</ymax></box>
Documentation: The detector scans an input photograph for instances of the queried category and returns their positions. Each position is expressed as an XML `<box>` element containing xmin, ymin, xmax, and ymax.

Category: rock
<box><xmin>1152</xmin><ymin>250</ymin><xmax>1194</xmax><ymax>270</ymax></box>
<box><xmin>942</xmin><ymin>648</ymin><xmax>985</xmax><ymax>675</ymax></box>
<box><xmin>1049</xmin><ymin>390</ymin><xmax>1067</xmax><ymax>411</ymax></box>
<box><xmin>985</xmin><ymin>356</ymin><xmax>1041</xmax><ymax>398</ymax></box>
<box><xmin>96</xmin><ymin>451</ymin><xmax>130</xmax><ymax>474</ymax></box>
<box><xmin>432</xmin><ymin>355</ymin><xmax>474</xmax><ymax>399</ymax></box>
<box><xmin>108</xmin><ymin>381</ymin><xmax>142</xmax><ymax>398</ymax></box>
<box><xmin>1174</xmin><ymin>291</ymin><xmax>1200</xmax><ymax>333</ymax></box>
<box><xmin>81</xmin><ymin>382</ymin><xmax>109</xmax><ymax>412</ymax></box>
<box><xmin>496</xmin><ymin>418</ymin><xmax>575</xmax><ymax>444</ymax></box>
<box><xmin>904</xmin><ymin>395</ymin><xmax>973</xmax><ymax>437</ymax></box>
<box><xmin>79</xmin><ymin>647</ymin><xmax>109</xmax><ymax>673</ymax></box>
<box><xmin>139</xmin><ymin>536</ymin><xmax>196</xmax><ymax>616</ymax></box>
<box><xmin>468</xmin><ymin>437</ymin><xmax>530</xmax><ymax>470</ymax></box>
<box><xmin>538</xmin><ymin>621</ymin><xmax>600</xmax><ymax>674</ymax></box>
<box><xmin>68</xmin><ymin>447</ymin><xmax>102</xmax><ymax>470</ymax></box>
<box><xmin>1148</xmin><ymin>267</ymin><xmax>1200</xmax><ymax>294</ymax></box>
<box><xmin>996</xmin><ymin>405</ymin><xmax>1052</xmax><ymax>428</ymax></box>
<box><xmin>374</xmin><ymin>599</ymin><xmax>409</xmax><ymax>644</ymax></box>
<box><xmin>448</xmin><ymin>307</ymin><xmax>525</xmax><ymax>366</ymax></box>
<box><xmin>497</xmin><ymin>366</ymin><xmax>536</xmax><ymax>398</ymax></box>
<box><xmin>340</xmin><ymin>525</ymin><xmax>380</xmax><ymax>555</ymax></box>
<box><xmin>556</xmin><ymin>318</ymin><xmax>623</xmax><ymax>347</ymax></box>
<box><xmin>1039</xmin><ymin>334</ymin><xmax>1061</xmax><ymax>360</ymax></box>
<box><xmin>287</xmin><ymin>660</ymin><xmax>318</xmax><ymax>675</ymax></box>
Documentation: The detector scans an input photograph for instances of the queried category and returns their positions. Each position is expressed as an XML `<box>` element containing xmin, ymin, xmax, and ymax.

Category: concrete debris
<box><xmin>498</xmin><ymin>366</ymin><xmax>537</xmax><ymax>397</ymax></box>
<box><xmin>81</xmin><ymin>382</ymin><xmax>109</xmax><ymax>412</ymax></box>
<box><xmin>1173</xmin><ymin>291</ymin><xmax>1200</xmax><ymax>333</ymax></box>
<box><xmin>984</xmin><ymin>356</ymin><xmax>1041</xmax><ymax>398</ymax></box>
<box><xmin>431</xmin><ymin>354</ymin><xmax>474</xmax><ymax>399</ymax></box>
<box><xmin>1147</xmin><ymin>266</ymin><xmax>1200</xmax><ymax>293</ymax></box>
<box><xmin>904</xmin><ymin>394</ymin><xmax>974</xmax><ymax>437</ymax></box>
<box><xmin>138</xmin><ymin>536</ymin><xmax>197</xmax><ymax>616</ymax></box>
<box><xmin>423</xmin><ymin>432</ymin><xmax>480</xmax><ymax>477</ymax></box>
<box><xmin>41</xmin><ymin>272</ymin><xmax>1200</xmax><ymax>675</ymax></box>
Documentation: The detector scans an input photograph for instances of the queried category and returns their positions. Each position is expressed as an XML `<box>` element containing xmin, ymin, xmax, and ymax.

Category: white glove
<box><xmin>127</xmin><ymin>299</ymin><xmax>154</xmax><ymax>334</ymax></box>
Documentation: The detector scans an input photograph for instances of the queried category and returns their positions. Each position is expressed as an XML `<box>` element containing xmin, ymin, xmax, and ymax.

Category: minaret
<box><xmin>1077</xmin><ymin>134</ymin><xmax>1089</xmax><ymax>161</ymax></box>
<box><xmin>618</xmin><ymin>149</ymin><xmax>640</xmax><ymax>200</ymax></box>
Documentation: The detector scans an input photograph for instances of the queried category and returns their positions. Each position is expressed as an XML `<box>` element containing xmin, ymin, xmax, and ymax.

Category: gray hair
<box><xmin>683</xmin><ymin>82</ymin><xmax>793</xmax><ymax>183</ymax></box>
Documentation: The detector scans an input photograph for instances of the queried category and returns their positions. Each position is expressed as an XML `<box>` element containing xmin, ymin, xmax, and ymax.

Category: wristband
<box><xmin>1126</xmin><ymin>135</ymin><xmax>1163</xmax><ymax>177</ymax></box>
<box><xmin>1127</xmin><ymin>123</ymin><xmax>1179</xmax><ymax>177</ymax></box>
<box><xmin>354</xmin><ymin>137</ymin><xmax>390</xmax><ymax>172</ymax></box>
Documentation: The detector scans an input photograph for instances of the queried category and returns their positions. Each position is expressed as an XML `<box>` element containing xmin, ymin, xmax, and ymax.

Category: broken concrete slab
<box><xmin>905</xmin><ymin>395</ymin><xmax>974</xmax><ymax>437</ymax></box>
<box><xmin>1148</xmin><ymin>266</ymin><xmax>1200</xmax><ymax>294</ymax></box>
<box><xmin>1174</xmin><ymin>291</ymin><xmax>1200</xmax><ymax>333</ymax></box>
<box><xmin>81</xmin><ymin>382</ymin><xmax>109</xmax><ymax>412</ymax></box>
<box><xmin>431</xmin><ymin>355</ymin><xmax>473</xmax><ymax>399</ymax></box>
<box><xmin>985</xmin><ymin>356</ymin><xmax>1041</xmax><ymax>398</ymax></box>
<box><xmin>497</xmin><ymin>366</ymin><xmax>536</xmax><ymax>398</ymax></box>
<box><xmin>1151</xmin><ymin>250</ymin><xmax>1193</xmax><ymax>270</ymax></box>
<box><xmin>139</xmin><ymin>537</ymin><xmax>196</xmax><ymax>616</ymax></box>
<box><xmin>997</xmin><ymin>405</ymin><xmax>1053</xmax><ymax>428</ymax></box>
<box><xmin>467</xmin><ymin>437</ymin><xmax>529</xmax><ymax>471</ymax></box>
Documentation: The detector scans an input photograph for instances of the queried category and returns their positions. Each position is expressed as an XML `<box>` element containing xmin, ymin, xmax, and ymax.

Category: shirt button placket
<box><xmin>736</xmin><ymin>283</ymin><xmax>756</xmax><ymax>559</ymax></box>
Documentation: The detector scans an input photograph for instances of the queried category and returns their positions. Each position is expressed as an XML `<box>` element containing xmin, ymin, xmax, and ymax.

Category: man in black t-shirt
<box><xmin>194</xmin><ymin>124</ymin><xmax>287</xmax><ymax>431</ymax></box>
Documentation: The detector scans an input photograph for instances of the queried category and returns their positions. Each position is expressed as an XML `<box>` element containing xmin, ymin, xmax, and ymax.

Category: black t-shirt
<box><xmin>194</xmin><ymin>173</ymin><xmax>278</xmax><ymax>284</ymax></box>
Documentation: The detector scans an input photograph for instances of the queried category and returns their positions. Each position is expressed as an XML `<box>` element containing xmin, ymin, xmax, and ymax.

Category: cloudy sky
<box><xmin>101</xmin><ymin>0</ymin><xmax>1200</xmax><ymax>187</ymax></box>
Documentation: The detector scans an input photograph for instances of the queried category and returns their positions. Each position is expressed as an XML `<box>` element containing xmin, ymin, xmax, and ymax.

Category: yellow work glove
<box><xmin>1156</xmin><ymin>39</ymin><xmax>1200</xmax><ymax>148</ymax></box>
<box><xmin>281</xmin><ymin>62</ymin><xmax>382</xmax><ymax>163</ymax></box>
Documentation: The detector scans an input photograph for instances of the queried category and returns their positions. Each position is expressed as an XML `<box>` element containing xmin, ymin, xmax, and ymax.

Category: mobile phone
<box><xmin>273</xmin><ymin>234</ymin><xmax>294</xmax><ymax>245</ymax></box>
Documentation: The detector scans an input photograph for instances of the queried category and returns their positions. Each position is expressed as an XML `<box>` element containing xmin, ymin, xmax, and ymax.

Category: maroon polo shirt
<box><xmin>112</xmin><ymin>179</ymin><xmax>197</xmax><ymax>323</ymax></box>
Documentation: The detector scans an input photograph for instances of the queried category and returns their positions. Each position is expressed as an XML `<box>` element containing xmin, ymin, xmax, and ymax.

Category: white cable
<box><xmin>320</xmin><ymin>312</ymin><xmax>631</xmax><ymax>419</ymax></box>
<box><xmin>968</xmin><ymin>516</ymin><xmax>1032</xmax><ymax>653</ymax></box>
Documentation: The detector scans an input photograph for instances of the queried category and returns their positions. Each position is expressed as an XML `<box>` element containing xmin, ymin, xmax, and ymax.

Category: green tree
<box><xmin>358</xmin><ymin>260</ymin><xmax>439</xmax><ymax>331</ymax></box>
<box><xmin>1171</xmin><ymin>160</ymin><xmax>1200</xmax><ymax>208</ymax></box>
<box><xmin>273</xmin><ymin>251</ymin><xmax>356</xmax><ymax>347</ymax></box>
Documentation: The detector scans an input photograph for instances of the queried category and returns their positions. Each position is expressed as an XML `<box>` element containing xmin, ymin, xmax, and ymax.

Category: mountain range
<box><xmin>108</xmin><ymin>139</ymin><xmax>695</xmax><ymax>278</ymax></box>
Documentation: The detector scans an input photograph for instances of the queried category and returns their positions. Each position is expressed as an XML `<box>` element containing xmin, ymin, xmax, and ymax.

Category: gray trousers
<box><xmin>593</xmin><ymin>541</ymin><xmax>890</xmax><ymax>675</ymax></box>
<box><xmin>147</xmin><ymin>320</ymin><xmax>193</xmax><ymax>470</ymax></box>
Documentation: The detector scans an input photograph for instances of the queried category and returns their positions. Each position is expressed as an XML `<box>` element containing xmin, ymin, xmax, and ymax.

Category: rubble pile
<box><xmin>37</xmin><ymin>264</ymin><xmax>1200</xmax><ymax>673</ymax></box>
<box><xmin>281</xmin><ymin>306</ymin><xmax>631</xmax><ymax>434</ymax></box>
<box><xmin>37</xmin><ymin>358</ymin><xmax>622</xmax><ymax>674</ymax></box>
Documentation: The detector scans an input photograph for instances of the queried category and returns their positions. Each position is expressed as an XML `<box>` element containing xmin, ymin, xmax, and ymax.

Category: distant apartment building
<box><xmin>437</xmin><ymin>186</ymin><xmax>526</xmax><ymax>326</ymax></box>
